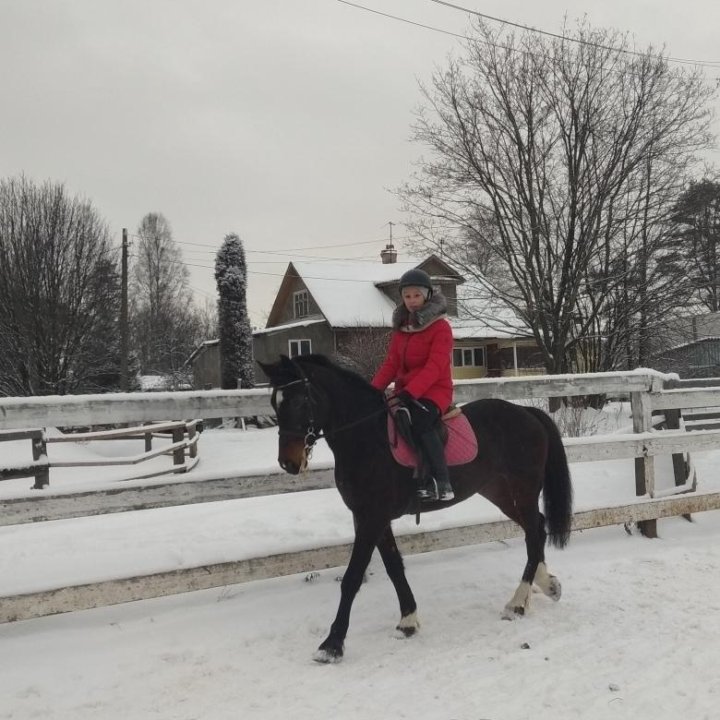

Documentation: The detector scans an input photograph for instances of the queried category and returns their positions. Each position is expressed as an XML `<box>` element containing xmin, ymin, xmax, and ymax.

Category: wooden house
<box><xmin>253</xmin><ymin>249</ymin><xmax>543</xmax><ymax>384</ymax></box>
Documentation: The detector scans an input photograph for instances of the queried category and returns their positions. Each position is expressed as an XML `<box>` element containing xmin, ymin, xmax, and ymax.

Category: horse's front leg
<box><xmin>376</xmin><ymin>524</ymin><xmax>419</xmax><ymax>637</ymax></box>
<box><xmin>314</xmin><ymin>521</ymin><xmax>381</xmax><ymax>664</ymax></box>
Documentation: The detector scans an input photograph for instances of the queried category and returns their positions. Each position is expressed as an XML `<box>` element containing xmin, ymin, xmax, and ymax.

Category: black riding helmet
<box><xmin>398</xmin><ymin>268</ymin><xmax>433</xmax><ymax>298</ymax></box>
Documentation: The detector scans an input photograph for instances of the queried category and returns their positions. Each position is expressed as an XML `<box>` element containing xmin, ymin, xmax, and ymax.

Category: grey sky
<box><xmin>1</xmin><ymin>0</ymin><xmax>718</xmax><ymax>325</ymax></box>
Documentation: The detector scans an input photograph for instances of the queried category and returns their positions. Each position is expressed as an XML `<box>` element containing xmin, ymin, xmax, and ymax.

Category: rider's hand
<box><xmin>393</xmin><ymin>390</ymin><xmax>414</xmax><ymax>406</ymax></box>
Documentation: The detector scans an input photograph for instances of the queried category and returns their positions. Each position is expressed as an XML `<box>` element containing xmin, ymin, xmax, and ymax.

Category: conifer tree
<box><xmin>215</xmin><ymin>233</ymin><xmax>254</xmax><ymax>388</ymax></box>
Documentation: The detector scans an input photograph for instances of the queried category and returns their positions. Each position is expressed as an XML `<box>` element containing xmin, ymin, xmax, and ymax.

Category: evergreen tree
<box><xmin>215</xmin><ymin>233</ymin><xmax>254</xmax><ymax>389</ymax></box>
<box><xmin>670</xmin><ymin>179</ymin><xmax>720</xmax><ymax>312</ymax></box>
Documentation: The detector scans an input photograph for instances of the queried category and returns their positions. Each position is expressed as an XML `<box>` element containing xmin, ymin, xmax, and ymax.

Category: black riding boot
<box><xmin>417</xmin><ymin>429</ymin><xmax>454</xmax><ymax>502</ymax></box>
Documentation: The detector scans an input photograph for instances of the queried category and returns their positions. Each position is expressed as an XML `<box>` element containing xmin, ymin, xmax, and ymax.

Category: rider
<box><xmin>371</xmin><ymin>268</ymin><xmax>455</xmax><ymax>502</ymax></box>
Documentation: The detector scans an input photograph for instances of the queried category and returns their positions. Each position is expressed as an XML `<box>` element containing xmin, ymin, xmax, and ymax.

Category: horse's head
<box><xmin>258</xmin><ymin>355</ymin><xmax>327</xmax><ymax>475</ymax></box>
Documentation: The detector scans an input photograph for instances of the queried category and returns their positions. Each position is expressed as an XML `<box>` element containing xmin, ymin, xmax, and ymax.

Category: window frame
<box><xmin>452</xmin><ymin>346</ymin><xmax>485</xmax><ymax>368</ymax></box>
<box><xmin>293</xmin><ymin>290</ymin><xmax>309</xmax><ymax>319</ymax></box>
<box><xmin>289</xmin><ymin>338</ymin><xmax>312</xmax><ymax>358</ymax></box>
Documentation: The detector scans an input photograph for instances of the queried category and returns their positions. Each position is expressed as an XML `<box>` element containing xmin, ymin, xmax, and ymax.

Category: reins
<box><xmin>271</xmin><ymin>364</ymin><xmax>387</xmax><ymax>458</ymax></box>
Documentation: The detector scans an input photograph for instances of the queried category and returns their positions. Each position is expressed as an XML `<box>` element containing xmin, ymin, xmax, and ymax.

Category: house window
<box><xmin>453</xmin><ymin>347</ymin><xmax>485</xmax><ymax>367</ymax></box>
<box><xmin>289</xmin><ymin>339</ymin><xmax>312</xmax><ymax>358</ymax></box>
<box><xmin>293</xmin><ymin>290</ymin><xmax>309</xmax><ymax>318</ymax></box>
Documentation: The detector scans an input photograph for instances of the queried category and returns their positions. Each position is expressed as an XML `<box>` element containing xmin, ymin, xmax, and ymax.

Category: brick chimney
<box><xmin>380</xmin><ymin>242</ymin><xmax>397</xmax><ymax>264</ymax></box>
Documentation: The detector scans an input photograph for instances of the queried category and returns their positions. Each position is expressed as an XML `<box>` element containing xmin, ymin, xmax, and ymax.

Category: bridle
<box><xmin>270</xmin><ymin>361</ymin><xmax>387</xmax><ymax>460</ymax></box>
<box><xmin>271</xmin><ymin>375</ymin><xmax>322</xmax><ymax>458</ymax></box>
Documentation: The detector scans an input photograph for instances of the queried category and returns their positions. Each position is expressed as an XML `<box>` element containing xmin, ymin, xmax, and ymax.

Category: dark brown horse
<box><xmin>259</xmin><ymin>354</ymin><xmax>573</xmax><ymax>663</ymax></box>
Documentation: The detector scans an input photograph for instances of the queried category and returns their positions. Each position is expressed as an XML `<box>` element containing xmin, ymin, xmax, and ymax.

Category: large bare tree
<box><xmin>0</xmin><ymin>176</ymin><xmax>120</xmax><ymax>395</ymax></box>
<box><xmin>131</xmin><ymin>212</ymin><xmax>200</xmax><ymax>375</ymax></box>
<box><xmin>401</xmin><ymin>20</ymin><xmax>715</xmax><ymax>374</ymax></box>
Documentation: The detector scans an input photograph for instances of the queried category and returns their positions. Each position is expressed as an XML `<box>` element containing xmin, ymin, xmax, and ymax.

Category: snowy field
<box><xmin>1</xmin><ymin>414</ymin><xmax>720</xmax><ymax>719</ymax></box>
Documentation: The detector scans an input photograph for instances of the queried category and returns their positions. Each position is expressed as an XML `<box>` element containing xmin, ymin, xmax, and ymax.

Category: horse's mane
<box><xmin>293</xmin><ymin>354</ymin><xmax>381</xmax><ymax>399</ymax></box>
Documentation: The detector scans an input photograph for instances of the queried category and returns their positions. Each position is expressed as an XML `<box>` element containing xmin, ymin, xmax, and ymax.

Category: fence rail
<box><xmin>0</xmin><ymin>420</ymin><xmax>200</xmax><ymax>488</ymax></box>
<box><xmin>3</xmin><ymin>368</ymin><xmax>720</xmax><ymax>622</ymax></box>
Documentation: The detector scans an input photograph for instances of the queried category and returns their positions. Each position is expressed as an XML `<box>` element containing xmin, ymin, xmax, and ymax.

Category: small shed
<box><xmin>187</xmin><ymin>340</ymin><xmax>222</xmax><ymax>389</ymax></box>
<box><xmin>651</xmin><ymin>337</ymin><xmax>720</xmax><ymax>379</ymax></box>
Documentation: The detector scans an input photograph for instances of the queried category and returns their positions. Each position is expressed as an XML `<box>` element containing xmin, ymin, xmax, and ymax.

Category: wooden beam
<box><xmin>0</xmin><ymin>389</ymin><xmax>273</xmax><ymax>431</ymax></box>
<box><xmin>6</xmin><ymin>425</ymin><xmax>720</xmax><ymax>527</ymax></box>
<box><xmin>651</xmin><ymin>388</ymin><xmax>720</xmax><ymax>411</ymax></box>
<box><xmin>2</xmin><ymin>491</ymin><xmax>720</xmax><ymax>625</ymax></box>
<box><xmin>454</xmin><ymin>373</ymin><xmax>653</xmax><ymax>403</ymax></box>
<box><xmin>0</xmin><ymin>468</ymin><xmax>337</xmax><ymax>527</ymax></box>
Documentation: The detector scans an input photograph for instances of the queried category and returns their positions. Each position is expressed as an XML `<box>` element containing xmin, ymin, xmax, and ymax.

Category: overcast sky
<box><xmin>1</xmin><ymin>0</ymin><xmax>719</xmax><ymax>325</ymax></box>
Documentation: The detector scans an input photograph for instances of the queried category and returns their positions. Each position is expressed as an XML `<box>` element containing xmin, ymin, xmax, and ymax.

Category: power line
<box><xmin>430</xmin><ymin>0</ymin><xmax>720</xmax><ymax>67</ymax></box>
<box><xmin>173</xmin><ymin>237</ymin><xmax>399</xmax><ymax>252</ymax></box>
<box><xmin>337</xmin><ymin>0</ymin><xmax>467</xmax><ymax>39</ymax></box>
<box><xmin>339</xmin><ymin>0</ymin><xmax>720</xmax><ymax>69</ymax></box>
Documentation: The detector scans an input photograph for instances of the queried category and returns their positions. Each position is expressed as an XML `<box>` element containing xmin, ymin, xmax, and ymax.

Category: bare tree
<box><xmin>195</xmin><ymin>297</ymin><xmax>219</xmax><ymax>341</ymax></box>
<box><xmin>0</xmin><ymin>176</ymin><xmax>120</xmax><ymax>395</ymax></box>
<box><xmin>401</xmin><ymin>20</ymin><xmax>715</xmax><ymax>374</ymax></box>
<box><xmin>130</xmin><ymin>213</ymin><xmax>199</xmax><ymax>374</ymax></box>
<box><xmin>334</xmin><ymin>327</ymin><xmax>392</xmax><ymax>380</ymax></box>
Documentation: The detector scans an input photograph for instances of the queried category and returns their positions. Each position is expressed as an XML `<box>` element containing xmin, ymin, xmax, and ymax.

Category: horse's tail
<box><xmin>525</xmin><ymin>406</ymin><xmax>573</xmax><ymax>549</ymax></box>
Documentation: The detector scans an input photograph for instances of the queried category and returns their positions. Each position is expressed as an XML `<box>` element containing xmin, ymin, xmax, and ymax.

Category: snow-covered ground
<box><xmin>1</xmin><ymin>410</ymin><xmax>720</xmax><ymax>719</ymax></box>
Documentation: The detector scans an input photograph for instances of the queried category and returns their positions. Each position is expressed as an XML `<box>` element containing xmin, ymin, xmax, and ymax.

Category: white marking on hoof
<box><xmin>546</xmin><ymin>576</ymin><xmax>562</xmax><ymax>601</ymax></box>
<box><xmin>312</xmin><ymin>648</ymin><xmax>342</xmax><ymax>664</ymax></box>
<box><xmin>395</xmin><ymin>611</ymin><xmax>420</xmax><ymax>638</ymax></box>
<box><xmin>501</xmin><ymin>605</ymin><xmax>524</xmax><ymax>620</ymax></box>
<box><xmin>502</xmin><ymin>581</ymin><xmax>531</xmax><ymax>619</ymax></box>
<box><xmin>534</xmin><ymin>562</ymin><xmax>562</xmax><ymax>601</ymax></box>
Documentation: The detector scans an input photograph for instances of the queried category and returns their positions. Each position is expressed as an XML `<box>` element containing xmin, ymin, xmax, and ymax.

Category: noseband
<box><xmin>271</xmin><ymin>376</ymin><xmax>322</xmax><ymax>459</ymax></box>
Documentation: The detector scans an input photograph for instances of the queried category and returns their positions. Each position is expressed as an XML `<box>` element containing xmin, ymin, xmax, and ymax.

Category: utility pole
<box><xmin>120</xmin><ymin>228</ymin><xmax>129</xmax><ymax>391</ymax></box>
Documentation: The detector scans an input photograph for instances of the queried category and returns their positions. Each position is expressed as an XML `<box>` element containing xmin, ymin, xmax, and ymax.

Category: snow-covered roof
<box><xmin>253</xmin><ymin>318</ymin><xmax>327</xmax><ymax>337</ymax></box>
<box><xmin>289</xmin><ymin>260</ymin><xmax>420</xmax><ymax>328</ymax></box>
<box><xmin>450</xmin><ymin>317</ymin><xmax>521</xmax><ymax>340</ymax></box>
<box><xmin>653</xmin><ymin>335</ymin><xmax>720</xmax><ymax>354</ymax></box>
<box><xmin>263</xmin><ymin>258</ymin><xmax>531</xmax><ymax>339</ymax></box>
<box><xmin>453</xmin><ymin>278</ymin><xmax>531</xmax><ymax>338</ymax></box>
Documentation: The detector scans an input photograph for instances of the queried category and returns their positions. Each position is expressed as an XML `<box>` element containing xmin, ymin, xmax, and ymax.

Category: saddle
<box><xmin>387</xmin><ymin>404</ymin><xmax>478</xmax><ymax>468</ymax></box>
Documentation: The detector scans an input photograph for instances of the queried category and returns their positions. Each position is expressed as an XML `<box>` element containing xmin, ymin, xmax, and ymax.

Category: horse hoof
<box><xmin>313</xmin><ymin>647</ymin><xmax>343</xmax><ymax>664</ymax></box>
<box><xmin>395</xmin><ymin>611</ymin><xmax>420</xmax><ymax>638</ymax></box>
<box><xmin>546</xmin><ymin>576</ymin><xmax>562</xmax><ymax>601</ymax></box>
<box><xmin>501</xmin><ymin>605</ymin><xmax>525</xmax><ymax>621</ymax></box>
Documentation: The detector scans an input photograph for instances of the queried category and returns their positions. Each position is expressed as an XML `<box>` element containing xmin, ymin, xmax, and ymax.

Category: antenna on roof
<box><xmin>380</xmin><ymin>221</ymin><xmax>397</xmax><ymax>264</ymax></box>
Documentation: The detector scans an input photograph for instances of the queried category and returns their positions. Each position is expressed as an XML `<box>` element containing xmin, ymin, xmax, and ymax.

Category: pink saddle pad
<box><xmin>388</xmin><ymin>410</ymin><xmax>478</xmax><ymax>468</ymax></box>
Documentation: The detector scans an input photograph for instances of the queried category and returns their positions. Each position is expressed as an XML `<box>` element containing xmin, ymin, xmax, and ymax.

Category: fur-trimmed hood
<box><xmin>392</xmin><ymin>292</ymin><xmax>448</xmax><ymax>331</ymax></box>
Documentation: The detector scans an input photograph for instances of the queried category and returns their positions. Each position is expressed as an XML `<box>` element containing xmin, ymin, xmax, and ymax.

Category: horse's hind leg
<box><xmin>502</xmin><ymin>505</ymin><xmax>544</xmax><ymax>620</ymax></box>
<box><xmin>376</xmin><ymin>525</ymin><xmax>419</xmax><ymax>637</ymax></box>
<box><xmin>532</xmin><ymin>514</ymin><xmax>562</xmax><ymax>601</ymax></box>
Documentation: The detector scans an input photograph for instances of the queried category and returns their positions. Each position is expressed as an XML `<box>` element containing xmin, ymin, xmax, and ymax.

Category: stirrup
<box><xmin>417</xmin><ymin>478</ymin><xmax>438</xmax><ymax>501</ymax></box>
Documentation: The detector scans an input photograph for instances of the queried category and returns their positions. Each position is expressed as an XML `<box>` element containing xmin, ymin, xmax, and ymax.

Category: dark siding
<box><xmin>253</xmin><ymin>323</ymin><xmax>335</xmax><ymax>383</ymax></box>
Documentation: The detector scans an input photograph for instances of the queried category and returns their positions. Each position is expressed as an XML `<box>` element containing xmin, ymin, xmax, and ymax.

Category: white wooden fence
<box><xmin>0</xmin><ymin>420</ymin><xmax>200</xmax><ymax>489</ymax></box>
<box><xmin>2</xmin><ymin>369</ymin><xmax>720</xmax><ymax>623</ymax></box>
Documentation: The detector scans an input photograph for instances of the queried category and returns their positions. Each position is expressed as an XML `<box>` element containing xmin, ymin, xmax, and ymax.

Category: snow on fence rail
<box><xmin>0</xmin><ymin>420</ymin><xmax>200</xmax><ymax>489</ymax></box>
<box><xmin>3</xmin><ymin>369</ymin><xmax>720</xmax><ymax>623</ymax></box>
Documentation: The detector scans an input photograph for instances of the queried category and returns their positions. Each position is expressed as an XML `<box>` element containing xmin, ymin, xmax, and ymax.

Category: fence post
<box><xmin>631</xmin><ymin>390</ymin><xmax>657</xmax><ymax>538</ymax></box>
<box><xmin>662</xmin><ymin>377</ymin><xmax>693</xmax><ymax>522</ymax></box>
<box><xmin>187</xmin><ymin>422</ymin><xmax>198</xmax><ymax>459</ymax></box>
<box><xmin>172</xmin><ymin>426</ymin><xmax>185</xmax><ymax>472</ymax></box>
<box><xmin>31</xmin><ymin>430</ymin><xmax>49</xmax><ymax>489</ymax></box>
